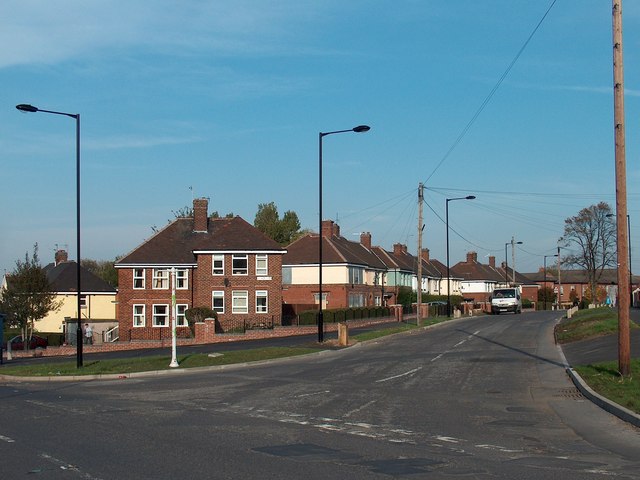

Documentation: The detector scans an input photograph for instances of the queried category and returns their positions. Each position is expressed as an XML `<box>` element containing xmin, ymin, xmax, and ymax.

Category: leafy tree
<box><xmin>210</xmin><ymin>211</ymin><xmax>234</xmax><ymax>219</ymax></box>
<box><xmin>0</xmin><ymin>245</ymin><xmax>61</xmax><ymax>348</ymax></box>
<box><xmin>81</xmin><ymin>258</ymin><xmax>119</xmax><ymax>288</ymax></box>
<box><xmin>562</xmin><ymin>202</ymin><xmax>617</xmax><ymax>300</ymax></box>
<box><xmin>254</xmin><ymin>202</ymin><xmax>302</xmax><ymax>245</ymax></box>
<box><xmin>537</xmin><ymin>286</ymin><xmax>556</xmax><ymax>305</ymax></box>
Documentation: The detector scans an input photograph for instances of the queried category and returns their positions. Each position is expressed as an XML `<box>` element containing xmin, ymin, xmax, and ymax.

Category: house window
<box><xmin>232</xmin><ymin>255</ymin><xmax>248</xmax><ymax>275</ymax></box>
<box><xmin>348</xmin><ymin>267</ymin><xmax>364</xmax><ymax>285</ymax></box>
<box><xmin>232</xmin><ymin>290</ymin><xmax>249</xmax><ymax>314</ymax></box>
<box><xmin>212</xmin><ymin>291</ymin><xmax>225</xmax><ymax>314</ymax></box>
<box><xmin>152</xmin><ymin>269</ymin><xmax>169</xmax><ymax>289</ymax></box>
<box><xmin>153</xmin><ymin>305</ymin><xmax>169</xmax><ymax>326</ymax></box>
<box><xmin>212</xmin><ymin>254</ymin><xmax>224</xmax><ymax>275</ymax></box>
<box><xmin>256</xmin><ymin>255</ymin><xmax>268</xmax><ymax>276</ymax></box>
<box><xmin>133</xmin><ymin>269</ymin><xmax>145</xmax><ymax>289</ymax></box>
<box><xmin>133</xmin><ymin>304</ymin><xmax>145</xmax><ymax>327</ymax></box>
<box><xmin>176</xmin><ymin>269</ymin><xmax>188</xmax><ymax>289</ymax></box>
<box><xmin>348</xmin><ymin>293</ymin><xmax>365</xmax><ymax>308</ymax></box>
<box><xmin>176</xmin><ymin>304</ymin><xmax>188</xmax><ymax>327</ymax></box>
<box><xmin>282</xmin><ymin>267</ymin><xmax>292</xmax><ymax>285</ymax></box>
<box><xmin>256</xmin><ymin>290</ymin><xmax>268</xmax><ymax>313</ymax></box>
<box><xmin>313</xmin><ymin>293</ymin><xmax>327</xmax><ymax>305</ymax></box>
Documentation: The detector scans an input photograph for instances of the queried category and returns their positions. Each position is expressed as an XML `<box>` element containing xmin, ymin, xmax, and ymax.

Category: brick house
<box><xmin>371</xmin><ymin>245</ymin><xmax>450</xmax><ymax>304</ymax></box>
<box><xmin>451</xmin><ymin>251</ymin><xmax>537</xmax><ymax>303</ymax></box>
<box><xmin>282</xmin><ymin>221</ymin><xmax>388</xmax><ymax>312</ymax></box>
<box><xmin>115</xmin><ymin>198</ymin><xmax>285</xmax><ymax>341</ymax></box>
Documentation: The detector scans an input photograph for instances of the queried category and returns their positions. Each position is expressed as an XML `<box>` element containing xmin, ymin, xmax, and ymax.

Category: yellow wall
<box><xmin>36</xmin><ymin>293</ymin><xmax>116</xmax><ymax>332</ymax></box>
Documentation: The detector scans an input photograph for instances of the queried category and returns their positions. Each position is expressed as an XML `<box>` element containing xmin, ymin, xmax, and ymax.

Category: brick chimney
<box><xmin>466</xmin><ymin>251</ymin><xmax>478</xmax><ymax>263</ymax></box>
<box><xmin>360</xmin><ymin>232</ymin><xmax>372</xmax><ymax>249</ymax></box>
<box><xmin>321</xmin><ymin>220</ymin><xmax>340</xmax><ymax>238</ymax></box>
<box><xmin>393</xmin><ymin>243</ymin><xmax>407</xmax><ymax>256</ymax></box>
<box><xmin>421</xmin><ymin>248</ymin><xmax>430</xmax><ymax>262</ymax></box>
<box><xmin>193</xmin><ymin>198</ymin><xmax>209</xmax><ymax>232</ymax></box>
<box><xmin>55</xmin><ymin>249</ymin><xmax>68</xmax><ymax>266</ymax></box>
<box><xmin>488</xmin><ymin>256</ymin><xmax>495</xmax><ymax>268</ymax></box>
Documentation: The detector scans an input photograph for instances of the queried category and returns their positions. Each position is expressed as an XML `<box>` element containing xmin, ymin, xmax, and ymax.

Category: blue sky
<box><xmin>3</xmin><ymin>1</ymin><xmax>640</xmax><ymax>277</ymax></box>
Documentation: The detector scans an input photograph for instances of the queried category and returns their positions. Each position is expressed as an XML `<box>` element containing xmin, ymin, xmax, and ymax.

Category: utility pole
<box><xmin>557</xmin><ymin>241</ymin><xmax>562</xmax><ymax>310</ymax></box>
<box><xmin>613</xmin><ymin>0</ymin><xmax>631</xmax><ymax>376</ymax></box>
<box><xmin>416</xmin><ymin>183</ymin><xmax>424</xmax><ymax>326</ymax></box>
<box><xmin>511</xmin><ymin>236</ymin><xmax>517</xmax><ymax>285</ymax></box>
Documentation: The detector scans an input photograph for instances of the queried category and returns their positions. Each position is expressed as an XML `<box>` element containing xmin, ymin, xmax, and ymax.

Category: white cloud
<box><xmin>0</xmin><ymin>0</ymin><xmax>330</xmax><ymax>68</ymax></box>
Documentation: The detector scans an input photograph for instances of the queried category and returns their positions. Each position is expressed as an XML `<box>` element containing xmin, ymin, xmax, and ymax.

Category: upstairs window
<box><xmin>232</xmin><ymin>254</ymin><xmax>248</xmax><ymax>275</ymax></box>
<box><xmin>152</xmin><ymin>269</ymin><xmax>169</xmax><ymax>289</ymax></box>
<box><xmin>212</xmin><ymin>254</ymin><xmax>224</xmax><ymax>275</ymax></box>
<box><xmin>176</xmin><ymin>269</ymin><xmax>188</xmax><ymax>289</ymax></box>
<box><xmin>133</xmin><ymin>269</ymin><xmax>145</xmax><ymax>289</ymax></box>
<box><xmin>256</xmin><ymin>255</ymin><xmax>268</xmax><ymax>276</ymax></box>
<box><xmin>348</xmin><ymin>267</ymin><xmax>364</xmax><ymax>285</ymax></box>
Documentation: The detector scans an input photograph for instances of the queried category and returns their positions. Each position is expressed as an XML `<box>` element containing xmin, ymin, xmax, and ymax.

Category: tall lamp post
<box><xmin>446</xmin><ymin>195</ymin><xmax>475</xmax><ymax>317</ymax></box>
<box><xmin>504</xmin><ymin>239</ymin><xmax>523</xmax><ymax>286</ymax></box>
<box><xmin>318</xmin><ymin>125</ymin><xmax>370</xmax><ymax>342</ymax></box>
<box><xmin>543</xmin><ymin>254</ymin><xmax>558</xmax><ymax>310</ymax></box>
<box><xmin>16</xmin><ymin>103</ymin><xmax>83</xmax><ymax>368</ymax></box>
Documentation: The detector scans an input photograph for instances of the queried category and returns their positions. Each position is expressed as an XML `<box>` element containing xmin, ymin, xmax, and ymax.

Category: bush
<box><xmin>185</xmin><ymin>307</ymin><xmax>218</xmax><ymax>335</ymax></box>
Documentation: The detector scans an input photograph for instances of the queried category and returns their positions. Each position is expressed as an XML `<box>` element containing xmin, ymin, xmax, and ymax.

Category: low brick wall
<box><xmin>4</xmin><ymin>316</ymin><xmax>399</xmax><ymax>359</ymax></box>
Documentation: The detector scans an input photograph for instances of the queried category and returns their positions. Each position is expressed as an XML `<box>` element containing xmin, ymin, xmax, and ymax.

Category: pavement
<box><xmin>558</xmin><ymin>308</ymin><xmax>640</xmax><ymax>428</ymax></box>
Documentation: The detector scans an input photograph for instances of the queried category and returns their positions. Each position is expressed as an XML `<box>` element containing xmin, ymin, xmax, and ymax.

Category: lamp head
<box><xmin>353</xmin><ymin>125</ymin><xmax>370</xmax><ymax>133</ymax></box>
<box><xmin>466</xmin><ymin>195</ymin><xmax>476</xmax><ymax>200</ymax></box>
<box><xmin>16</xmin><ymin>104</ymin><xmax>39</xmax><ymax>113</ymax></box>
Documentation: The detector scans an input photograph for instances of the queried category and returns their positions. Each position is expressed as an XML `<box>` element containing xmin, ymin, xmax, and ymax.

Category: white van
<box><xmin>490</xmin><ymin>287</ymin><xmax>522</xmax><ymax>315</ymax></box>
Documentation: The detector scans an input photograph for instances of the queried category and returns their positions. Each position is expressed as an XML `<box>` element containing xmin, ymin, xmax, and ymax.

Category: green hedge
<box><xmin>298</xmin><ymin>306</ymin><xmax>391</xmax><ymax>325</ymax></box>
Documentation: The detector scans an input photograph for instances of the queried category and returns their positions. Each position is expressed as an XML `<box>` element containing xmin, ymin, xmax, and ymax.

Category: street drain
<box><xmin>554</xmin><ymin>388</ymin><xmax>584</xmax><ymax>400</ymax></box>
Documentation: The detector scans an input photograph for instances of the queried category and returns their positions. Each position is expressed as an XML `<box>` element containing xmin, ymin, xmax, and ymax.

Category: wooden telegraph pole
<box><xmin>612</xmin><ymin>0</ymin><xmax>631</xmax><ymax>376</ymax></box>
<box><xmin>416</xmin><ymin>183</ymin><xmax>424</xmax><ymax>326</ymax></box>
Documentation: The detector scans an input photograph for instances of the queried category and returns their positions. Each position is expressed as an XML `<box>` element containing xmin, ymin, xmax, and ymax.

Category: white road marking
<box><xmin>430</xmin><ymin>330</ymin><xmax>481</xmax><ymax>363</ymax></box>
<box><xmin>0</xmin><ymin>435</ymin><xmax>15</xmax><ymax>443</ymax></box>
<box><xmin>376</xmin><ymin>366</ymin><xmax>422</xmax><ymax>383</ymax></box>
<box><xmin>343</xmin><ymin>400</ymin><xmax>377</xmax><ymax>418</ymax></box>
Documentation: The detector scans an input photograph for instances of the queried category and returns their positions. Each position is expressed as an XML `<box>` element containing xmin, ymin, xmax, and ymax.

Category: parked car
<box><xmin>6</xmin><ymin>334</ymin><xmax>48</xmax><ymax>350</ymax></box>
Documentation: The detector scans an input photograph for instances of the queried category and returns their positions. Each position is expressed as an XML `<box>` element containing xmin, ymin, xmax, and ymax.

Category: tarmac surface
<box><xmin>559</xmin><ymin>307</ymin><xmax>640</xmax><ymax>366</ymax></box>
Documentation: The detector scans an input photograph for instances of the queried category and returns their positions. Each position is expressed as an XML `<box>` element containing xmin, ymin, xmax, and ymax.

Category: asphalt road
<box><xmin>2</xmin><ymin>311</ymin><xmax>640</xmax><ymax>479</ymax></box>
<box><xmin>560</xmin><ymin>308</ymin><xmax>640</xmax><ymax>367</ymax></box>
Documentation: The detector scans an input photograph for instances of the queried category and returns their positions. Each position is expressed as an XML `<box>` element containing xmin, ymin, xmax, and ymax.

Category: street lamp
<box><xmin>16</xmin><ymin>103</ymin><xmax>83</xmax><ymax>368</ymax></box>
<box><xmin>446</xmin><ymin>195</ymin><xmax>475</xmax><ymax>317</ymax></box>
<box><xmin>504</xmin><ymin>239</ymin><xmax>523</xmax><ymax>286</ymax></box>
<box><xmin>543</xmin><ymin>254</ymin><xmax>558</xmax><ymax>310</ymax></box>
<box><xmin>318</xmin><ymin>125</ymin><xmax>370</xmax><ymax>342</ymax></box>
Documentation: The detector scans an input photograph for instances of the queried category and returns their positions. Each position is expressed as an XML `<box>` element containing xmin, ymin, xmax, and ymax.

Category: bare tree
<box><xmin>562</xmin><ymin>202</ymin><xmax>617</xmax><ymax>300</ymax></box>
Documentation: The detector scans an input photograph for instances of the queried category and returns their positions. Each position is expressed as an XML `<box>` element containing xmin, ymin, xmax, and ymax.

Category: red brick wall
<box><xmin>282</xmin><ymin>283</ymin><xmax>384</xmax><ymax>309</ymax></box>
<box><xmin>117</xmin><ymin>253</ymin><xmax>284</xmax><ymax>341</ymax></box>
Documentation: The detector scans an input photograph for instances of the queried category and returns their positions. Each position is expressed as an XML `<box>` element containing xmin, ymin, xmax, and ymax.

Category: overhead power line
<box><xmin>424</xmin><ymin>0</ymin><xmax>560</xmax><ymax>183</ymax></box>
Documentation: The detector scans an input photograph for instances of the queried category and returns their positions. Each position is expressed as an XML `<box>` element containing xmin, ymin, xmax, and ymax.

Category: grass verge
<box><xmin>556</xmin><ymin>307</ymin><xmax>640</xmax><ymax>414</ymax></box>
<box><xmin>0</xmin><ymin>347</ymin><xmax>321</xmax><ymax>377</ymax></box>
<box><xmin>554</xmin><ymin>307</ymin><xmax>633</xmax><ymax>344</ymax></box>
<box><xmin>574</xmin><ymin>359</ymin><xmax>640</xmax><ymax>414</ymax></box>
<box><xmin>0</xmin><ymin>317</ymin><xmax>448</xmax><ymax>378</ymax></box>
